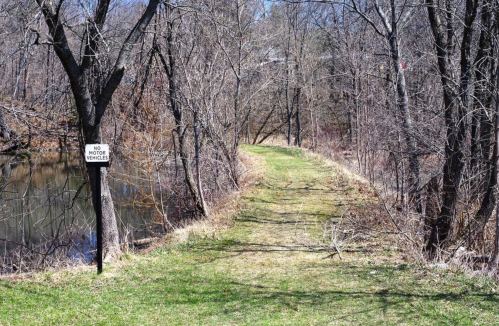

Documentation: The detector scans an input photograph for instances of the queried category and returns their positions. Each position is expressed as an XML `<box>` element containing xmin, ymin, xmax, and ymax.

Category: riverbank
<box><xmin>1</xmin><ymin>145</ymin><xmax>498</xmax><ymax>325</ymax></box>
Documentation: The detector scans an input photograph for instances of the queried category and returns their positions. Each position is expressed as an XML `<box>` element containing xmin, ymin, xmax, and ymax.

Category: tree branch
<box><xmin>35</xmin><ymin>0</ymin><xmax>79</xmax><ymax>80</ymax></box>
<box><xmin>95</xmin><ymin>0</ymin><xmax>160</xmax><ymax>123</ymax></box>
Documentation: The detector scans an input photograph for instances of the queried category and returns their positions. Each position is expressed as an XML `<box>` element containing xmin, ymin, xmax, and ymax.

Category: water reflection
<box><xmin>0</xmin><ymin>152</ymin><xmax>158</xmax><ymax>272</ymax></box>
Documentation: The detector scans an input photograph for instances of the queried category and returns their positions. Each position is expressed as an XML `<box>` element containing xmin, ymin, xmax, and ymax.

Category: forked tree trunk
<box><xmin>36</xmin><ymin>0</ymin><xmax>161</xmax><ymax>261</ymax></box>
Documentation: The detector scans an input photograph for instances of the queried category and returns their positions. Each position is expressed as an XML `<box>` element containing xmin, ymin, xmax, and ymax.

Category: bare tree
<box><xmin>155</xmin><ymin>1</ymin><xmax>209</xmax><ymax>217</ymax></box>
<box><xmin>456</xmin><ymin>0</ymin><xmax>499</xmax><ymax>247</ymax></box>
<box><xmin>424</xmin><ymin>0</ymin><xmax>478</xmax><ymax>256</ymax></box>
<box><xmin>345</xmin><ymin>0</ymin><xmax>421</xmax><ymax>212</ymax></box>
<box><xmin>33</xmin><ymin>0</ymin><xmax>161</xmax><ymax>261</ymax></box>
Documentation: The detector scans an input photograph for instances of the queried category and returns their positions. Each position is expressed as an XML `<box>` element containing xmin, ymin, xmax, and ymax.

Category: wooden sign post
<box><xmin>85</xmin><ymin>144</ymin><xmax>110</xmax><ymax>273</ymax></box>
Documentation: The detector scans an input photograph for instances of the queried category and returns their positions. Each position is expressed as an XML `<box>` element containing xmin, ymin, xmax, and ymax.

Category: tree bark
<box><xmin>294</xmin><ymin>86</ymin><xmax>302</xmax><ymax>147</ymax></box>
<box><xmin>386</xmin><ymin>1</ymin><xmax>421</xmax><ymax>213</ymax></box>
<box><xmin>194</xmin><ymin>112</ymin><xmax>209</xmax><ymax>216</ymax></box>
<box><xmin>0</xmin><ymin>107</ymin><xmax>16</xmax><ymax>141</ymax></box>
<box><xmin>425</xmin><ymin>176</ymin><xmax>440</xmax><ymax>243</ymax></box>
<box><xmin>285</xmin><ymin>16</ymin><xmax>293</xmax><ymax>147</ymax></box>
<box><xmin>0</xmin><ymin>107</ymin><xmax>19</xmax><ymax>153</ymax></box>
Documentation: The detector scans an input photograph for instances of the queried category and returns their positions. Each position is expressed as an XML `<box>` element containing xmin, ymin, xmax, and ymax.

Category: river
<box><xmin>0</xmin><ymin>152</ymin><xmax>162</xmax><ymax>272</ymax></box>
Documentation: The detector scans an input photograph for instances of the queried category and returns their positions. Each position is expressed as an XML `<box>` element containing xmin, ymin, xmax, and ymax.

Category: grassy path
<box><xmin>1</xmin><ymin>145</ymin><xmax>499</xmax><ymax>325</ymax></box>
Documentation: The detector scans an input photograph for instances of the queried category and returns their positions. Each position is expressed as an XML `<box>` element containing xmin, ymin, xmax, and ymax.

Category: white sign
<box><xmin>85</xmin><ymin>144</ymin><xmax>109</xmax><ymax>162</ymax></box>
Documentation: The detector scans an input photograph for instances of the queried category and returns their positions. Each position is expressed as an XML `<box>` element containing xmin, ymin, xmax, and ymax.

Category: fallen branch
<box><xmin>0</xmin><ymin>140</ymin><xmax>21</xmax><ymax>153</ymax></box>
<box><xmin>133</xmin><ymin>237</ymin><xmax>158</xmax><ymax>246</ymax></box>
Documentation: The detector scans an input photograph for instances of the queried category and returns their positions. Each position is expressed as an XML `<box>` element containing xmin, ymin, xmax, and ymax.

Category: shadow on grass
<box><xmin>4</xmin><ymin>265</ymin><xmax>499</xmax><ymax>325</ymax></box>
<box><xmin>260</xmin><ymin>183</ymin><xmax>327</xmax><ymax>191</ymax></box>
<box><xmin>77</xmin><ymin>267</ymin><xmax>499</xmax><ymax>324</ymax></box>
<box><xmin>238</xmin><ymin>214</ymin><xmax>323</xmax><ymax>225</ymax></box>
<box><xmin>238</xmin><ymin>205</ymin><xmax>332</xmax><ymax>224</ymax></box>
<box><xmin>192</xmin><ymin>239</ymin><xmax>328</xmax><ymax>254</ymax></box>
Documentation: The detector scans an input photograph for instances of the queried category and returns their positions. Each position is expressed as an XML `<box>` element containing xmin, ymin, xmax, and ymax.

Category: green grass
<box><xmin>1</xmin><ymin>144</ymin><xmax>498</xmax><ymax>325</ymax></box>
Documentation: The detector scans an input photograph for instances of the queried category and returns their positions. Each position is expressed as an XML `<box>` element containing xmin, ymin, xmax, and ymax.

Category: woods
<box><xmin>1</xmin><ymin>0</ymin><xmax>499</xmax><ymax>274</ymax></box>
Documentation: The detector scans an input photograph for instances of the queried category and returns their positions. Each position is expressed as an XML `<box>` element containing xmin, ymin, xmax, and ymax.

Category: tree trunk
<box><xmin>177</xmin><ymin>129</ymin><xmax>206</xmax><ymax>216</ymax></box>
<box><xmin>487</xmin><ymin>67</ymin><xmax>499</xmax><ymax>272</ymax></box>
<box><xmin>458</xmin><ymin>0</ymin><xmax>497</xmax><ymax>246</ymax></box>
<box><xmin>425</xmin><ymin>0</ymin><xmax>477</xmax><ymax>256</ymax></box>
<box><xmin>386</xmin><ymin>5</ymin><xmax>421</xmax><ymax>213</ymax></box>
<box><xmin>156</xmin><ymin>3</ymin><xmax>208</xmax><ymax>217</ymax></box>
<box><xmin>0</xmin><ymin>108</ymin><xmax>16</xmax><ymax>141</ymax></box>
<box><xmin>285</xmin><ymin>22</ymin><xmax>293</xmax><ymax>147</ymax></box>
<box><xmin>294</xmin><ymin>87</ymin><xmax>302</xmax><ymax>147</ymax></box>
<box><xmin>424</xmin><ymin>176</ymin><xmax>440</xmax><ymax>242</ymax></box>
<box><xmin>88</xmin><ymin>163</ymin><xmax>120</xmax><ymax>261</ymax></box>
<box><xmin>470</xmin><ymin>0</ymin><xmax>494</xmax><ymax>175</ymax></box>
<box><xmin>194</xmin><ymin>113</ymin><xmax>209</xmax><ymax>216</ymax></box>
